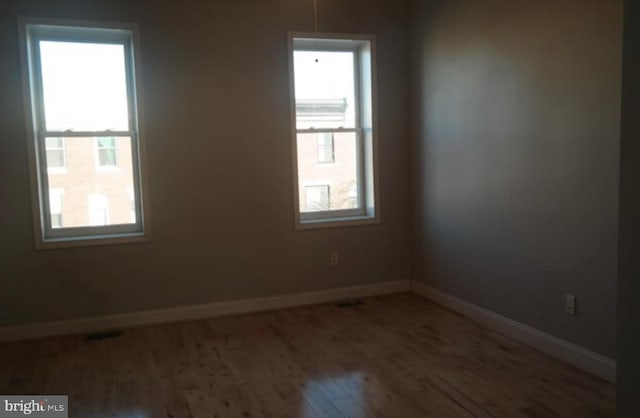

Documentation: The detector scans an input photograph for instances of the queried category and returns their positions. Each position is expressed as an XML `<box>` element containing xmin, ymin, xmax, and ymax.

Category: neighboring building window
<box><xmin>290</xmin><ymin>34</ymin><xmax>378</xmax><ymax>227</ymax></box>
<box><xmin>88</xmin><ymin>194</ymin><xmax>109</xmax><ymax>226</ymax></box>
<box><xmin>128</xmin><ymin>187</ymin><xmax>136</xmax><ymax>222</ymax></box>
<box><xmin>347</xmin><ymin>184</ymin><xmax>358</xmax><ymax>209</ymax></box>
<box><xmin>97</xmin><ymin>137</ymin><xmax>118</xmax><ymax>168</ymax></box>
<box><xmin>316</xmin><ymin>133</ymin><xmax>335</xmax><ymax>164</ymax></box>
<box><xmin>305</xmin><ymin>185</ymin><xmax>330</xmax><ymax>211</ymax></box>
<box><xmin>20</xmin><ymin>19</ymin><xmax>148</xmax><ymax>247</ymax></box>
<box><xmin>49</xmin><ymin>189</ymin><xmax>63</xmax><ymax>228</ymax></box>
<box><xmin>45</xmin><ymin>137</ymin><xmax>65</xmax><ymax>170</ymax></box>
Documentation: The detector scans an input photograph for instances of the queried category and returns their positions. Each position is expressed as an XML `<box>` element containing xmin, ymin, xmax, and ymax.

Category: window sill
<box><xmin>36</xmin><ymin>232</ymin><xmax>148</xmax><ymax>250</ymax></box>
<box><xmin>296</xmin><ymin>215</ymin><xmax>379</xmax><ymax>230</ymax></box>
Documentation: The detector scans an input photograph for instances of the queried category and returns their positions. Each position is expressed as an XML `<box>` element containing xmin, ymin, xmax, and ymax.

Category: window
<box><xmin>88</xmin><ymin>194</ymin><xmax>109</xmax><ymax>226</ymax></box>
<box><xmin>97</xmin><ymin>136</ymin><xmax>118</xmax><ymax>168</ymax></box>
<box><xmin>316</xmin><ymin>133</ymin><xmax>335</xmax><ymax>164</ymax></box>
<box><xmin>289</xmin><ymin>34</ymin><xmax>378</xmax><ymax>228</ymax></box>
<box><xmin>20</xmin><ymin>19</ymin><xmax>148</xmax><ymax>247</ymax></box>
<box><xmin>305</xmin><ymin>185</ymin><xmax>330</xmax><ymax>211</ymax></box>
<box><xmin>127</xmin><ymin>187</ymin><xmax>136</xmax><ymax>222</ymax></box>
<box><xmin>49</xmin><ymin>189</ymin><xmax>63</xmax><ymax>228</ymax></box>
<box><xmin>45</xmin><ymin>137</ymin><xmax>65</xmax><ymax>170</ymax></box>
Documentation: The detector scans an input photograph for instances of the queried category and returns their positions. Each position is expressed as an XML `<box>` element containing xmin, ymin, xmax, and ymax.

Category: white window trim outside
<box><xmin>96</xmin><ymin>136</ymin><xmax>119</xmax><ymax>170</ymax></box>
<box><xmin>304</xmin><ymin>184</ymin><xmax>331</xmax><ymax>212</ymax></box>
<box><xmin>316</xmin><ymin>132</ymin><xmax>335</xmax><ymax>164</ymax></box>
<box><xmin>127</xmin><ymin>186</ymin><xmax>136</xmax><ymax>223</ymax></box>
<box><xmin>19</xmin><ymin>17</ymin><xmax>151</xmax><ymax>249</ymax></box>
<box><xmin>49</xmin><ymin>188</ymin><xmax>63</xmax><ymax>228</ymax></box>
<box><xmin>288</xmin><ymin>32</ymin><xmax>380</xmax><ymax>229</ymax></box>
<box><xmin>45</xmin><ymin>137</ymin><xmax>66</xmax><ymax>174</ymax></box>
<box><xmin>88</xmin><ymin>193</ymin><xmax>110</xmax><ymax>226</ymax></box>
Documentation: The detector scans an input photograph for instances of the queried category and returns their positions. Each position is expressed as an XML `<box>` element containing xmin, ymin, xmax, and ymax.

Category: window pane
<box><xmin>39</xmin><ymin>41</ymin><xmax>129</xmax><ymax>132</ymax></box>
<box><xmin>294</xmin><ymin>51</ymin><xmax>356</xmax><ymax>129</ymax></box>
<box><xmin>297</xmin><ymin>132</ymin><xmax>359</xmax><ymax>212</ymax></box>
<box><xmin>46</xmin><ymin>136</ymin><xmax>136</xmax><ymax>228</ymax></box>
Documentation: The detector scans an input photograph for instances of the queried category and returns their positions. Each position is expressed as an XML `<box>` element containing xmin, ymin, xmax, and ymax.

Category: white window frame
<box><xmin>19</xmin><ymin>18</ymin><xmax>151</xmax><ymax>248</ymax></box>
<box><xmin>289</xmin><ymin>33</ymin><xmax>379</xmax><ymax>229</ymax></box>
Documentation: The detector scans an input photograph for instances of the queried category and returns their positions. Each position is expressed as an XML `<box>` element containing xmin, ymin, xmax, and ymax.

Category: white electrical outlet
<box><xmin>566</xmin><ymin>294</ymin><xmax>576</xmax><ymax>315</ymax></box>
<box><xmin>330</xmin><ymin>251</ymin><xmax>339</xmax><ymax>266</ymax></box>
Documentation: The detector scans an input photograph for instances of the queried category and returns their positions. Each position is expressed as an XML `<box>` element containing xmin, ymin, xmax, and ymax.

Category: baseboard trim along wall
<box><xmin>0</xmin><ymin>278</ymin><xmax>617</xmax><ymax>383</ymax></box>
<box><xmin>0</xmin><ymin>280</ymin><xmax>411</xmax><ymax>343</ymax></box>
<box><xmin>410</xmin><ymin>281</ymin><xmax>617</xmax><ymax>382</ymax></box>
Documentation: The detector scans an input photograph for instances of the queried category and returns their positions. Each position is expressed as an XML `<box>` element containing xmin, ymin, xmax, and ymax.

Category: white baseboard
<box><xmin>1</xmin><ymin>279</ymin><xmax>616</xmax><ymax>383</ymax></box>
<box><xmin>410</xmin><ymin>281</ymin><xmax>616</xmax><ymax>382</ymax></box>
<box><xmin>0</xmin><ymin>280</ymin><xmax>411</xmax><ymax>343</ymax></box>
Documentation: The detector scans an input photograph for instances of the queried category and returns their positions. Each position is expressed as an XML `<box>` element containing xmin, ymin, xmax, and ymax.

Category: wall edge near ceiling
<box><xmin>410</xmin><ymin>281</ymin><xmax>616</xmax><ymax>382</ymax></box>
<box><xmin>0</xmin><ymin>279</ymin><xmax>411</xmax><ymax>343</ymax></box>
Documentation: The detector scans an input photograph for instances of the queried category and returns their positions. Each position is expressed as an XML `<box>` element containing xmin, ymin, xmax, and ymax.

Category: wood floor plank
<box><xmin>0</xmin><ymin>294</ymin><xmax>614</xmax><ymax>417</ymax></box>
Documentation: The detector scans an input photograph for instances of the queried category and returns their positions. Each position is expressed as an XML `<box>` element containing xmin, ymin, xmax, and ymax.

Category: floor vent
<box><xmin>336</xmin><ymin>299</ymin><xmax>364</xmax><ymax>308</ymax></box>
<box><xmin>85</xmin><ymin>330</ymin><xmax>123</xmax><ymax>342</ymax></box>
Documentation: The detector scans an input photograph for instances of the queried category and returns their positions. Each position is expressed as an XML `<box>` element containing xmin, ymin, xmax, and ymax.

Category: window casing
<box><xmin>289</xmin><ymin>34</ymin><xmax>379</xmax><ymax>228</ymax></box>
<box><xmin>20</xmin><ymin>19</ymin><xmax>149</xmax><ymax>247</ymax></box>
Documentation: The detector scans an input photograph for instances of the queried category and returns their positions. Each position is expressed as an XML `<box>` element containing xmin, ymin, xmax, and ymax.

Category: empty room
<box><xmin>1</xmin><ymin>0</ymin><xmax>639</xmax><ymax>417</ymax></box>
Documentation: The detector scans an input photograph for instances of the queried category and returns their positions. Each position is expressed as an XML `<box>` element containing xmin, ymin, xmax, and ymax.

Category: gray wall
<box><xmin>617</xmin><ymin>0</ymin><xmax>640</xmax><ymax>415</ymax></box>
<box><xmin>410</xmin><ymin>0</ymin><xmax>622</xmax><ymax>358</ymax></box>
<box><xmin>0</xmin><ymin>0</ymin><xmax>412</xmax><ymax>327</ymax></box>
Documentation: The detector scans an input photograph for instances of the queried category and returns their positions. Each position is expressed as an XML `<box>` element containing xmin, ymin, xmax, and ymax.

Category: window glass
<box><xmin>298</xmin><ymin>132</ymin><xmax>359</xmax><ymax>212</ymax></box>
<box><xmin>46</xmin><ymin>136</ymin><xmax>135</xmax><ymax>228</ymax></box>
<box><xmin>39</xmin><ymin>41</ymin><xmax>130</xmax><ymax>132</ymax></box>
<box><xmin>294</xmin><ymin>51</ymin><xmax>356</xmax><ymax>129</ymax></box>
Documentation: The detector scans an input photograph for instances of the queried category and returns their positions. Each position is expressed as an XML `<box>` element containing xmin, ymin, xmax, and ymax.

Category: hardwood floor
<box><xmin>0</xmin><ymin>293</ymin><xmax>614</xmax><ymax>417</ymax></box>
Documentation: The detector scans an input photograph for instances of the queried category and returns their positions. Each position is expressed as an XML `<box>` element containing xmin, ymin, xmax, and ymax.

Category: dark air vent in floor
<box><xmin>84</xmin><ymin>330</ymin><xmax>123</xmax><ymax>342</ymax></box>
<box><xmin>336</xmin><ymin>299</ymin><xmax>364</xmax><ymax>308</ymax></box>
